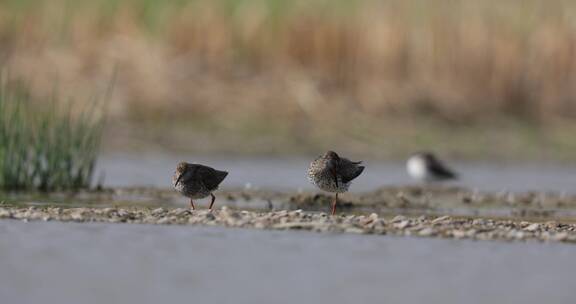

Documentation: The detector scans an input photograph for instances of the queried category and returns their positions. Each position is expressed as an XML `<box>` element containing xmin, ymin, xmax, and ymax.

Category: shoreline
<box><xmin>5</xmin><ymin>186</ymin><xmax>576</xmax><ymax>221</ymax></box>
<box><xmin>1</xmin><ymin>205</ymin><xmax>575</xmax><ymax>244</ymax></box>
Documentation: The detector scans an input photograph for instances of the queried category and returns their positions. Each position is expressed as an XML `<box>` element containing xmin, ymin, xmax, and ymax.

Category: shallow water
<box><xmin>0</xmin><ymin>220</ymin><xmax>574</xmax><ymax>304</ymax></box>
<box><xmin>3</xmin><ymin>153</ymin><xmax>573</xmax><ymax>303</ymax></box>
<box><xmin>99</xmin><ymin>153</ymin><xmax>576</xmax><ymax>193</ymax></box>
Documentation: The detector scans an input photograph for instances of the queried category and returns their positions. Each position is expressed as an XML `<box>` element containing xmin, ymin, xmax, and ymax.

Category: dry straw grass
<box><xmin>2</xmin><ymin>0</ymin><xmax>576</xmax><ymax>127</ymax></box>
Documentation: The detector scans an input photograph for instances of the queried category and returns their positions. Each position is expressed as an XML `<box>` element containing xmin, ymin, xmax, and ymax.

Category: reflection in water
<box><xmin>99</xmin><ymin>153</ymin><xmax>576</xmax><ymax>193</ymax></box>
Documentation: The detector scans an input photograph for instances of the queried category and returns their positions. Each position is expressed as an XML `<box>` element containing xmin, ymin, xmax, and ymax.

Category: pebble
<box><xmin>418</xmin><ymin>228</ymin><xmax>434</xmax><ymax>236</ymax></box>
<box><xmin>394</xmin><ymin>220</ymin><xmax>410</xmax><ymax>229</ymax></box>
<box><xmin>391</xmin><ymin>215</ymin><xmax>407</xmax><ymax>223</ymax></box>
<box><xmin>432</xmin><ymin>216</ymin><xmax>451</xmax><ymax>224</ymax></box>
<box><xmin>151</xmin><ymin>208</ymin><xmax>165</xmax><ymax>216</ymax></box>
<box><xmin>0</xmin><ymin>206</ymin><xmax>575</xmax><ymax>244</ymax></box>
<box><xmin>524</xmin><ymin>223</ymin><xmax>540</xmax><ymax>232</ymax></box>
<box><xmin>452</xmin><ymin>230</ymin><xmax>467</xmax><ymax>239</ymax></box>
<box><xmin>0</xmin><ymin>209</ymin><xmax>11</xmax><ymax>218</ymax></box>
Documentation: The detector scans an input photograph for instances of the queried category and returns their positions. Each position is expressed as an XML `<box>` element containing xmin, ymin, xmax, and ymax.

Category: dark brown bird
<box><xmin>172</xmin><ymin>162</ymin><xmax>228</xmax><ymax>210</ymax></box>
<box><xmin>307</xmin><ymin>151</ymin><xmax>365</xmax><ymax>215</ymax></box>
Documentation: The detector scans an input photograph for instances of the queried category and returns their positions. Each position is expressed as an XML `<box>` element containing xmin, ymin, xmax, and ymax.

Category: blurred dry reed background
<box><xmin>2</xmin><ymin>0</ymin><xmax>576</xmax><ymax>159</ymax></box>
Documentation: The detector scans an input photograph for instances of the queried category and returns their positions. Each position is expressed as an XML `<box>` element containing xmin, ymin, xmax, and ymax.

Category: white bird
<box><xmin>407</xmin><ymin>152</ymin><xmax>458</xmax><ymax>183</ymax></box>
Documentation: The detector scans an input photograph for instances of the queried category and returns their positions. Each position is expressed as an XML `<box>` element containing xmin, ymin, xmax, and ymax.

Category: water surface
<box><xmin>99</xmin><ymin>153</ymin><xmax>576</xmax><ymax>193</ymax></box>
<box><xmin>0</xmin><ymin>220</ymin><xmax>573</xmax><ymax>304</ymax></box>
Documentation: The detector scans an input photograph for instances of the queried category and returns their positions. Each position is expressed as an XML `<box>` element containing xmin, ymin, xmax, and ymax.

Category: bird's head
<box><xmin>412</xmin><ymin>151</ymin><xmax>435</xmax><ymax>162</ymax></box>
<box><xmin>324</xmin><ymin>150</ymin><xmax>340</xmax><ymax>160</ymax></box>
<box><xmin>174</xmin><ymin>162</ymin><xmax>188</xmax><ymax>185</ymax></box>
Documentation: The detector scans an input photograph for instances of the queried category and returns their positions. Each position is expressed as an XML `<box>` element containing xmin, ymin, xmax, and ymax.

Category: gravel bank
<box><xmin>1</xmin><ymin>206</ymin><xmax>575</xmax><ymax>244</ymax></box>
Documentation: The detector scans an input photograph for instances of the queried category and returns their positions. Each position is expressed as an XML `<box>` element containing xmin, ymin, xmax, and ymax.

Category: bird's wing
<box><xmin>195</xmin><ymin>165</ymin><xmax>228</xmax><ymax>190</ymax></box>
<box><xmin>427</xmin><ymin>158</ymin><xmax>457</xmax><ymax>179</ymax></box>
<box><xmin>339</xmin><ymin>158</ymin><xmax>365</xmax><ymax>183</ymax></box>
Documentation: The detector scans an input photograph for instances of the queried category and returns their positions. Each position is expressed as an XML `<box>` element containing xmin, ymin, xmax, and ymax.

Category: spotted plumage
<box><xmin>173</xmin><ymin>162</ymin><xmax>228</xmax><ymax>210</ymax></box>
<box><xmin>308</xmin><ymin>151</ymin><xmax>365</xmax><ymax>215</ymax></box>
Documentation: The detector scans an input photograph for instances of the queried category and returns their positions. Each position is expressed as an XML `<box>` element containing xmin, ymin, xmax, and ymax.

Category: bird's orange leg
<box><xmin>331</xmin><ymin>193</ymin><xmax>338</xmax><ymax>216</ymax></box>
<box><xmin>208</xmin><ymin>193</ymin><xmax>216</xmax><ymax>210</ymax></box>
<box><xmin>190</xmin><ymin>199</ymin><xmax>196</xmax><ymax>210</ymax></box>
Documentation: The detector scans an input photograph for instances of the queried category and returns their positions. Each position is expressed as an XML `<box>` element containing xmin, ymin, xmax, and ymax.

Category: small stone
<box><xmin>545</xmin><ymin>221</ymin><xmax>559</xmax><ymax>229</ymax></box>
<box><xmin>391</xmin><ymin>215</ymin><xmax>407</xmax><ymax>223</ymax></box>
<box><xmin>432</xmin><ymin>216</ymin><xmax>450</xmax><ymax>224</ymax></box>
<box><xmin>170</xmin><ymin>208</ymin><xmax>190</xmax><ymax>217</ymax></box>
<box><xmin>466</xmin><ymin>229</ymin><xmax>478</xmax><ymax>237</ymax></box>
<box><xmin>151</xmin><ymin>208</ymin><xmax>165</xmax><ymax>216</ymax></box>
<box><xmin>289</xmin><ymin>209</ymin><xmax>303</xmax><ymax>217</ymax></box>
<box><xmin>394</xmin><ymin>220</ymin><xmax>410</xmax><ymax>229</ymax></box>
<box><xmin>143</xmin><ymin>216</ymin><xmax>157</xmax><ymax>223</ymax></box>
<box><xmin>101</xmin><ymin>208</ymin><xmax>116</xmax><ymax>215</ymax></box>
<box><xmin>157</xmin><ymin>217</ymin><xmax>170</xmax><ymax>225</ymax></box>
<box><xmin>70</xmin><ymin>210</ymin><xmax>86</xmax><ymax>221</ymax></box>
<box><xmin>510</xmin><ymin>231</ymin><xmax>525</xmax><ymax>239</ymax></box>
<box><xmin>524</xmin><ymin>223</ymin><xmax>540</xmax><ymax>232</ymax></box>
<box><xmin>204</xmin><ymin>213</ymin><xmax>216</xmax><ymax>221</ymax></box>
<box><xmin>472</xmin><ymin>219</ymin><xmax>487</xmax><ymax>225</ymax></box>
<box><xmin>452</xmin><ymin>230</ymin><xmax>466</xmax><ymax>238</ymax></box>
<box><xmin>0</xmin><ymin>209</ymin><xmax>11</xmax><ymax>218</ymax></box>
<box><xmin>418</xmin><ymin>228</ymin><xmax>434</xmax><ymax>236</ymax></box>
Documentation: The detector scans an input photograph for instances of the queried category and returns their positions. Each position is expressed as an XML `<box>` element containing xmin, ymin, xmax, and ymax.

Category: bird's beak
<box><xmin>175</xmin><ymin>173</ymin><xmax>183</xmax><ymax>186</ymax></box>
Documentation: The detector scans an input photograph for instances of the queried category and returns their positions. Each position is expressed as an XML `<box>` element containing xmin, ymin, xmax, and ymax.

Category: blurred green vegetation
<box><xmin>0</xmin><ymin>76</ymin><xmax>104</xmax><ymax>191</ymax></box>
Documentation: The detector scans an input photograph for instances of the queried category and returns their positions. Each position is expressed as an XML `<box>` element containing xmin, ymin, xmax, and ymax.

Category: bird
<box><xmin>406</xmin><ymin>152</ymin><xmax>457</xmax><ymax>183</ymax></box>
<box><xmin>172</xmin><ymin>162</ymin><xmax>228</xmax><ymax>210</ymax></box>
<box><xmin>307</xmin><ymin>151</ymin><xmax>365</xmax><ymax>215</ymax></box>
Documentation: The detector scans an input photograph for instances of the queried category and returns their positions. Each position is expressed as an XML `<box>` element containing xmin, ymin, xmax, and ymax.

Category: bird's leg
<box><xmin>331</xmin><ymin>193</ymin><xmax>338</xmax><ymax>216</ymax></box>
<box><xmin>331</xmin><ymin>169</ymin><xmax>339</xmax><ymax>216</ymax></box>
<box><xmin>189</xmin><ymin>199</ymin><xmax>196</xmax><ymax>210</ymax></box>
<box><xmin>208</xmin><ymin>193</ymin><xmax>216</xmax><ymax>210</ymax></box>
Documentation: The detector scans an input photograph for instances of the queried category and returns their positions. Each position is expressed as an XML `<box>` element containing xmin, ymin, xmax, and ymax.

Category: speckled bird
<box><xmin>407</xmin><ymin>152</ymin><xmax>457</xmax><ymax>183</ymax></box>
<box><xmin>307</xmin><ymin>151</ymin><xmax>365</xmax><ymax>215</ymax></box>
<box><xmin>172</xmin><ymin>162</ymin><xmax>228</xmax><ymax>210</ymax></box>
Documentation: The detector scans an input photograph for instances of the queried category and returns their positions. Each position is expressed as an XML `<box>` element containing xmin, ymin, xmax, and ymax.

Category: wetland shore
<box><xmin>1</xmin><ymin>204</ymin><xmax>575</xmax><ymax>244</ymax></box>
<box><xmin>4</xmin><ymin>185</ymin><xmax>576</xmax><ymax>244</ymax></box>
